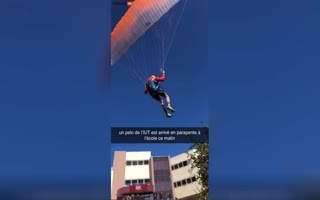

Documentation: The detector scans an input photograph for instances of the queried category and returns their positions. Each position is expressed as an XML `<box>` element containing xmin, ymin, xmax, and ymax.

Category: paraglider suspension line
<box><xmin>133</xmin><ymin>69</ymin><xmax>145</xmax><ymax>86</ymax></box>
<box><xmin>162</xmin><ymin>0</ymin><xmax>189</xmax><ymax>69</ymax></box>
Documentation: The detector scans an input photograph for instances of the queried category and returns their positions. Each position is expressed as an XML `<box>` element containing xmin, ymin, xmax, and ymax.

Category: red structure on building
<box><xmin>116</xmin><ymin>184</ymin><xmax>154</xmax><ymax>199</ymax></box>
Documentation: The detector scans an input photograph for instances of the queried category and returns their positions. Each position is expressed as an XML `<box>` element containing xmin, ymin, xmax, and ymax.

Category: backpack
<box><xmin>146</xmin><ymin>80</ymin><xmax>158</xmax><ymax>92</ymax></box>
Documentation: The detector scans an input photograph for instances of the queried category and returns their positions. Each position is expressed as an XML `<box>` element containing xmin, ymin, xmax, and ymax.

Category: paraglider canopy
<box><xmin>111</xmin><ymin>0</ymin><xmax>183</xmax><ymax>66</ymax></box>
<box><xmin>111</xmin><ymin>0</ymin><xmax>188</xmax><ymax>85</ymax></box>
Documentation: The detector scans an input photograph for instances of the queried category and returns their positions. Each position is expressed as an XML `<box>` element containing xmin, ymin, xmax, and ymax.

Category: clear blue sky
<box><xmin>211</xmin><ymin>0</ymin><xmax>320</xmax><ymax>184</ymax></box>
<box><xmin>0</xmin><ymin>0</ymin><xmax>109</xmax><ymax>181</ymax></box>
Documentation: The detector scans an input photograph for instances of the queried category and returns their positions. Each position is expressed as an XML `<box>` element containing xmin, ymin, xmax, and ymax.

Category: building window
<box><xmin>138</xmin><ymin>161</ymin><xmax>143</xmax><ymax>165</ymax></box>
<box><xmin>178</xmin><ymin>162</ymin><xmax>183</xmax><ymax>168</ymax></box>
<box><xmin>167</xmin><ymin>183</ymin><xmax>171</xmax><ymax>190</ymax></box>
<box><xmin>183</xmin><ymin>160</ymin><xmax>188</xmax><ymax>166</ymax></box>
<box><xmin>154</xmin><ymin>163</ymin><xmax>157</xmax><ymax>169</ymax></box>
<box><xmin>174</xmin><ymin>183</ymin><xmax>177</xmax><ymax>188</ymax></box>
<box><xmin>191</xmin><ymin>176</ymin><xmax>196</xmax><ymax>182</ymax></box>
<box><xmin>126</xmin><ymin>161</ymin><xmax>131</xmax><ymax>166</ymax></box>
<box><xmin>158</xmin><ymin>157</ymin><xmax>166</xmax><ymax>161</ymax></box>
<box><xmin>161</xmin><ymin>162</ymin><xmax>165</xmax><ymax>169</ymax></box>
<box><xmin>132</xmin><ymin>180</ymin><xmax>137</xmax><ymax>185</ymax></box>
<box><xmin>144</xmin><ymin>160</ymin><xmax>149</xmax><ymax>165</ymax></box>
<box><xmin>138</xmin><ymin>179</ymin><xmax>143</xmax><ymax>184</ymax></box>
<box><xmin>125</xmin><ymin>180</ymin><xmax>131</xmax><ymax>185</ymax></box>
<box><xmin>182</xmin><ymin>180</ymin><xmax>186</xmax><ymax>185</ymax></box>
<box><xmin>187</xmin><ymin>178</ymin><xmax>192</xmax><ymax>184</ymax></box>
<box><xmin>171</xmin><ymin>165</ymin><xmax>174</xmax><ymax>170</ymax></box>
<box><xmin>174</xmin><ymin>164</ymin><xmax>178</xmax><ymax>169</ymax></box>
<box><xmin>155</xmin><ymin>184</ymin><xmax>160</xmax><ymax>190</ymax></box>
<box><xmin>145</xmin><ymin>179</ymin><xmax>150</xmax><ymax>184</ymax></box>
<box><xmin>177</xmin><ymin>181</ymin><xmax>182</xmax><ymax>187</ymax></box>
<box><xmin>164</xmin><ymin>163</ymin><xmax>168</xmax><ymax>169</ymax></box>
<box><xmin>161</xmin><ymin>183</ymin><xmax>165</xmax><ymax>190</ymax></box>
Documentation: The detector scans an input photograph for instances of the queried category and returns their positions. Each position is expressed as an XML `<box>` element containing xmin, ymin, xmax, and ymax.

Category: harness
<box><xmin>146</xmin><ymin>80</ymin><xmax>159</xmax><ymax>94</ymax></box>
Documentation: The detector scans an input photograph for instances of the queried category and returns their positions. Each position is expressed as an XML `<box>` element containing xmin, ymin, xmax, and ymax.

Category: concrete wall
<box><xmin>125</xmin><ymin>151</ymin><xmax>151</xmax><ymax>180</ymax></box>
<box><xmin>111</xmin><ymin>151</ymin><xmax>126</xmax><ymax>200</ymax></box>
<box><xmin>111</xmin><ymin>151</ymin><xmax>152</xmax><ymax>199</ymax></box>
<box><xmin>170</xmin><ymin>149</ymin><xmax>201</xmax><ymax>200</ymax></box>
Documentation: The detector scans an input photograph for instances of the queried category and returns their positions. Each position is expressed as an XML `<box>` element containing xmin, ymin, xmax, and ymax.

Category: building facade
<box><xmin>151</xmin><ymin>156</ymin><xmax>174</xmax><ymax>199</ymax></box>
<box><xmin>170</xmin><ymin>149</ymin><xmax>201</xmax><ymax>200</ymax></box>
<box><xmin>111</xmin><ymin>151</ymin><xmax>152</xmax><ymax>200</ymax></box>
<box><xmin>111</xmin><ymin>150</ymin><xmax>201</xmax><ymax>200</ymax></box>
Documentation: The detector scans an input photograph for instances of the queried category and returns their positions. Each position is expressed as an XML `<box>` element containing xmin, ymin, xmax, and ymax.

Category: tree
<box><xmin>187</xmin><ymin>123</ymin><xmax>209</xmax><ymax>199</ymax></box>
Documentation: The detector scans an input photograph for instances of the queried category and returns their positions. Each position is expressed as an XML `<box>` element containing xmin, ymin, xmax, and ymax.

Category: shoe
<box><xmin>167</xmin><ymin>105</ymin><xmax>175</xmax><ymax>112</ymax></box>
<box><xmin>166</xmin><ymin>113</ymin><xmax>172</xmax><ymax>118</ymax></box>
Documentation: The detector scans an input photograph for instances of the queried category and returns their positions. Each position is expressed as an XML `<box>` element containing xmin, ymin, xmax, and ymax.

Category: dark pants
<box><xmin>150</xmin><ymin>88</ymin><xmax>166</xmax><ymax>101</ymax></box>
